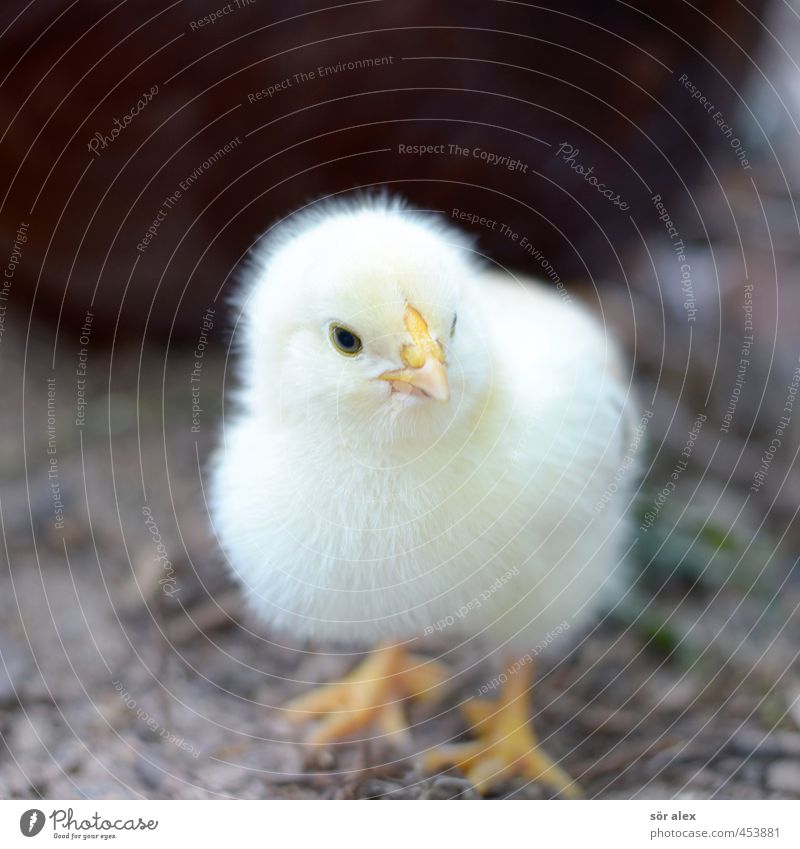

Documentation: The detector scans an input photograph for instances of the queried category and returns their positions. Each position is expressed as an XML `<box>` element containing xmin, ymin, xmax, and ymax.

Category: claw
<box><xmin>422</xmin><ymin>660</ymin><xmax>582</xmax><ymax>798</ymax></box>
<box><xmin>283</xmin><ymin>643</ymin><xmax>447</xmax><ymax>746</ymax></box>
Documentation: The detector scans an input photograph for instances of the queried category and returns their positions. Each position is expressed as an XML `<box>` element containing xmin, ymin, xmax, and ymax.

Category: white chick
<box><xmin>210</xmin><ymin>196</ymin><xmax>636</xmax><ymax>796</ymax></box>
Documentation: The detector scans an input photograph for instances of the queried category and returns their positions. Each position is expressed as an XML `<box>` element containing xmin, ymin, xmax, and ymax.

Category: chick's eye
<box><xmin>450</xmin><ymin>313</ymin><xmax>458</xmax><ymax>338</ymax></box>
<box><xmin>329</xmin><ymin>323</ymin><xmax>363</xmax><ymax>356</ymax></box>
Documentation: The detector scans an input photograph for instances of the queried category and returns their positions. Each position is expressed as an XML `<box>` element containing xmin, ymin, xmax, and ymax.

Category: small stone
<box><xmin>731</xmin><ymin>730</ymin><xmax>800</xmax><ymax>758</ymax></box>
<box><xmin>766</xmin><ymin>760</ymin><xmax>800</xmax><ymax>796</ymax></box>
<box><xmin>0</xmin><ymin>641</ymin><xmax>34</xmax><ymax>705</ymax></box>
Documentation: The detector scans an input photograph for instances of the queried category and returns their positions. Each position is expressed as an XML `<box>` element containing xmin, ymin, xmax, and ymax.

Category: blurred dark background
<box><xmin>0</xmin><ymin>0</ymin><xmax>769</xmax><ymax>336</ymax></box>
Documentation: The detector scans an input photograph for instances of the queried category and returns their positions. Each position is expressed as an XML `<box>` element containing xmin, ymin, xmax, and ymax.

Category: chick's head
<box><xmin>239</xmin><ymin>201</ymin><xmax>490</xmax><ymax>445</ymax></box>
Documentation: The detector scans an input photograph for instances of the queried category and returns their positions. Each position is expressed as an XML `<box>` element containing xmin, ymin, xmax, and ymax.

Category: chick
<box><xmin>209</xmin><ymin>197</ymin><xmax>636</xmax><ymax>797</ymax></box>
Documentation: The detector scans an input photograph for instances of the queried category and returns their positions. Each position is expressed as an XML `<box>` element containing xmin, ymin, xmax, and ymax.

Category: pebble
<box><xmin>0</xmin><ymin>637</ymin><xmax>36</xmax><ymax>705</ymax></box>
<box><xmin>766</xmin><ymin>760</ymin><xmax>800</xmax><ymax>796</ymax></box>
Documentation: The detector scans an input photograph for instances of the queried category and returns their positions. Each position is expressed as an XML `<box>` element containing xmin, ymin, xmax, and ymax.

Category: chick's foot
<box><xmin>422</xmin><ymin>659</ymin><xmax>582</xmax><ymax>798</ymax></box>
<box><xmin>283</xmin><ymin>642</ymin><xmax>448</xmax><ymax>746</ymax></box>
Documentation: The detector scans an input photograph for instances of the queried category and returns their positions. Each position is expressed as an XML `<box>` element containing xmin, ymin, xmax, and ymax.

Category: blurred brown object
<box><xmin>0</xmin><ymin>0</ymin><xmax>766</xmax><ymax>339</ymax></box>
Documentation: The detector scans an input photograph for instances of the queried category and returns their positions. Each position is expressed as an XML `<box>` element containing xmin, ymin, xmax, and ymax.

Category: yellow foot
<box><xmin>422</xmin><ymin>660</ymin><xmax>582</xmax><ymax>798</ymax></box>
<box><xmin>283</xmin><ymin>643</ymin><xmax>448</xmax><ymax>746</ymax></box>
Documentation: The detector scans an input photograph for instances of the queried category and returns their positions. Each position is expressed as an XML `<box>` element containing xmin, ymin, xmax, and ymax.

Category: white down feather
<box><xmin>209</xmin><ymin>198</ymin><xmax>637</xmax><ymax>654</ymax></box>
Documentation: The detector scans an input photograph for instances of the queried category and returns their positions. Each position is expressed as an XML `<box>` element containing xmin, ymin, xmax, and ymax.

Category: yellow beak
<box><xmin>379</xmin><ymin>304</ymin><xmax>450</xmax><ymax>402</ymax></box>
<box><xmin>380</xmin><ymin>356</ymin><xmax>450</xmax><ymax>401</ymax></box>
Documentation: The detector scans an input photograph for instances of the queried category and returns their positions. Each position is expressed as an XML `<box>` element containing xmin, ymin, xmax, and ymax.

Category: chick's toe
<box><xmin>283</xmin><ymin>643</ymin><xmax>448</xmax><ymax>747</ymax></box>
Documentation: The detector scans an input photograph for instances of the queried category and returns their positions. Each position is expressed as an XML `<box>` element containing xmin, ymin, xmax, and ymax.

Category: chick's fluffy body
<box><xmin>210</xmin><ymin>201</ymin><xmax>635</xmax><ymax>653</ymax></box>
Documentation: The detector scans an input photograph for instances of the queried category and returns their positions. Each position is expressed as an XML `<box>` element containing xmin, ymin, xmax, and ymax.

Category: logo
<box><xmin>19</xmin><ymin>809</ymin><xmax>45</xmax><ymax>837</ymax></box>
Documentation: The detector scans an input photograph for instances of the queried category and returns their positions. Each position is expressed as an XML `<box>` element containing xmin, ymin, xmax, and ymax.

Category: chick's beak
<box><xmin>381</xmin><ymin>356</ymin><xmax>450</xmax><ymax>402</ymax></box>
<box><xmin>379</xmin><ymin>305</ymin><xmax>450</xmax><ymax>402</ymax></box>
